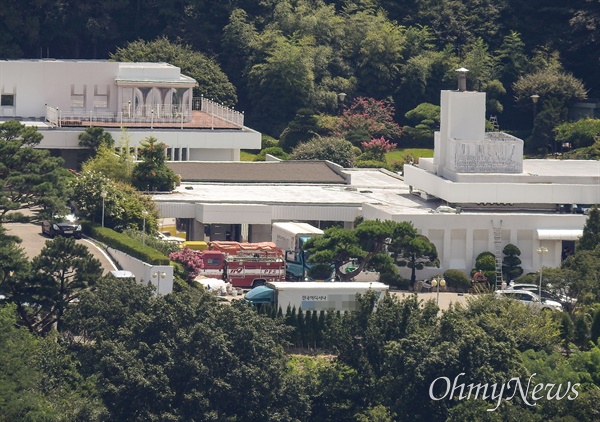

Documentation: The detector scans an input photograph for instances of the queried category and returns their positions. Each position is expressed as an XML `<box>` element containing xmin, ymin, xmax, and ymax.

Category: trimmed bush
<box><xmin>379</xmin><ymin>272</ymin><xmax>410</xmax><ymax>290</ymax></box>
<box><xmin>443</xmin><ymin>269</ymin><xmax>471</xmax><ymax>292</ymax></box>
<box><xmin>85</xmin><ymin>222</ymin><xmax>170</xmax><ymax>265</ymax></box>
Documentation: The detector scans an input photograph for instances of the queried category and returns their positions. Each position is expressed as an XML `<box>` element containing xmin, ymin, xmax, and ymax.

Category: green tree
<box><xmin>555</xmin><ymin>118</ymin><xmax>600</xmax><ymax>150</ymax></box>
<box><xmin>496</xmin><ymin>31</ymin><xmax>528</xmax><ymax>83</ymax></box>
<box><xmin>247</xmin><ymin>33</ymin><xmax>316</xmax><ymax>136</ymax></box>
<box><xmin>290</xmin><ymin>136</ymin><xmax>355</xmax><ymax>167</ymax></box>
<box><xmin>472</xmin><ymin>251</ymin><xmax>497</xmax><ymax>283</ymax></box>
<box><xmin>391</xmin><ymin>234</ymin><xmax>439</xmax><ymax>287</ymax></box>
<box><xmin>502</xmin><ymin>243</ymin><xmax>523</xmax><ymax>282</ymax></box>
<box><xmin>70</xmin><ymin>170</ymin><xmax>158</xmax><ymax>232</ymax></box>
<box><xmin>14</xmin><ymin>236</ymin><xmax>103</xmax><ymax>334</ymax></box>
<box><xmin>578</xmin><ymin>206</ymin><xmax>600</xmax><ymax>251</ymax></box>
<box><xmin>0</xmin><ymin>304</ymin><xmax>55</xmax><ymax>419</ymax></box>
<box><xmin>305</xmin><ymin>219</ymin><xmax>414</xmax><ymax>281</ymax></box>
<box><xmin>67</xmin><ymin>283</ymin><xmax>303</xmax><ymax>421</ymax></box>
<box><xmin>0</xmin><ymin>120</ymin><xmax>73</xmax><ymax>218</ymax></box>
<box><xmin>82</xmin><ymin>143</ymin><xmax>133</xmax><ymax>184</ymax></box>
<box><xmin>279</xmin><ymin>108</ymin><xmax>321</xmax><ymax>152</ymax></box>
<box><xmin>131</xmin><ymin>137</ymin><xmax>178</xmax><ymax>192</ymax></box>
<box><xmin>402</xmin><ymin>102</ymin><xmax>440</xmax><ymax>146</ymax></box>
<box><xmin>110</xmin><ymin>37</ymin><xmax>237</xmax><ymax>106</ymax></box>
<box><xmin>78</xmin><ymin>126</ymin><xmax>114</xmax><ymax>155</ymax></box>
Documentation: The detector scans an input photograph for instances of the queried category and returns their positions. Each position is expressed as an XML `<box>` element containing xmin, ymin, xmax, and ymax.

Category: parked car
<box><xmin>41</xmin><ymin>214</ymin><xmax>82</xmax><ymax>239</ymax></box>
<box><xmin>494</xmin><ymin>289</ymin><xmax>563</xmax><ymax>312</ymax></box>
<box><xmin>507</xmin><ymin>283</ymin><xmax>576</xmax><ymax>311</ymax></box>
<box><xmin>156</xmin><ymin>231</ymin><xmax>185</xmax><ymax>245</ymax></box>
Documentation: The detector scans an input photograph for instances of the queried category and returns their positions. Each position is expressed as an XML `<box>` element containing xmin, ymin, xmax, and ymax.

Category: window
<box><xmin>1</xmin><ymin>94</ymin><xmax>14</xmax><ymax>106</ymax></box>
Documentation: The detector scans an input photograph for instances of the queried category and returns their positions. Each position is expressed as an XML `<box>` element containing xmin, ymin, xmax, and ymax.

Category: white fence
<box><xmin>45</xmin><ymin>96</ymin><xmax>244</xmax><ymax>128</ymax></box>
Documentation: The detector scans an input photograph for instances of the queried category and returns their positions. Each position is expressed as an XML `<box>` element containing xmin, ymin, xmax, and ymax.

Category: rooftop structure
<box><xmin>0</xmin><ymin>59</ymin><xmax>260</xmax><ymax>166</ymax></box>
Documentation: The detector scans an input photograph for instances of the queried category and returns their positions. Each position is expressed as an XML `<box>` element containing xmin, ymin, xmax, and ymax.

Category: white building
<box><xmin>153</xmin><ymin>86</ymin><xmax>597</xmax><ymax>283</ymax></box>
<box><xmin>0</xmin><ymin>59</ymin><xmax>261</xmax><ymax>166</ymax></box>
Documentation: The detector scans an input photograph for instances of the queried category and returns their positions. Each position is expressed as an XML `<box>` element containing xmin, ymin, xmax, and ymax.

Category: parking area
<box><xmin>4</xmin><ymin>222</ymin><xmax>116</xmax><ymax>274</ymax></box>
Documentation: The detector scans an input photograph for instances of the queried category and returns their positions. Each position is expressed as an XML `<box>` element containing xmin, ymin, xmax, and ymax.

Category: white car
<box><xmin>507</xmin><ymin>283</ymin><xmax>576</xmax><ymax>311</ymax></box>
<box><xmin>495</xmin><ymin>289</ymin><xmax>563</xmax><ymax>312</ymax></box>
<box><xmin>156</xmin><ymin>232</ymin><xmax>186</xmax><ymax>245</ymax></box>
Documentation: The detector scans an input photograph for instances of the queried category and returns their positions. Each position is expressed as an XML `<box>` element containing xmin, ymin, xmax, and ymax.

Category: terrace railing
<box><xmin>193</xmin><ymin>96</ymin><xmax>244</xmax><ymax>128</ymax></box>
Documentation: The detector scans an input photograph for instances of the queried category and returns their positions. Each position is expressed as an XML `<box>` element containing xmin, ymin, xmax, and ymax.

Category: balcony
<box><xmin>45</xmin><ymin>97</ymin><xmax>244</xmax><ymax>130</ymax></box>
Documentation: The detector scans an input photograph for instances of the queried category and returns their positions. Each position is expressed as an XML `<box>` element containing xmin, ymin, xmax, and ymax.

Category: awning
<box><xmin>536</xmin><ymin>229</ymin><xmax>583</xmax><ymax>241</ymax></box>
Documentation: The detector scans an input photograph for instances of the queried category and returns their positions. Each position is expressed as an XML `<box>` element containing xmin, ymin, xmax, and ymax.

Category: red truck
<box><xmin>194</xmin><ymin>242</ymin><xmax>286</xmax><ymax>288</ymax></box>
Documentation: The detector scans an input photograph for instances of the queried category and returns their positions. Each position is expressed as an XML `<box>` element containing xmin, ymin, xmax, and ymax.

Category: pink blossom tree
<box><xmin>169</xmin><ymin>248</ymin><xmax>205</xmax><ymax>280</ymax></box>
<box><xmin>361</xmin><ymin>137</ymin><xmax>396</xmax><ymax>162</ymax></box>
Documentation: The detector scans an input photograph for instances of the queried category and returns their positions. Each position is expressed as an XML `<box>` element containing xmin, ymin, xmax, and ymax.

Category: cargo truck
<box><xmin>271</xmin><ymin>222</ymin><xmax>324</xmax><ymax>281</ymax></box>
<box><xmin>244</xmin><ymin>281</ymin><xmax>389</xmax><ymax>312</ymax></box>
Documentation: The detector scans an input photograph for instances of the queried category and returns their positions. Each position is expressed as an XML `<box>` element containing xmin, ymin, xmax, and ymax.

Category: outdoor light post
<box><xmin>152</xmin><ymin>271</ymin><xmax>167</xmax><ymax>295</ymax></box>
<box><xmin>337</xmin><ymin>92</ymin><xmax>346</xmax><ymax>115</ymax></box>
<box><xmin>100</xmin><ymin>191</ymin><xmax>107</xmax><ymax>227</ymax></box>
<box><xmin>536</xmin><ymin>246</ymin><xmax>549</xmax><ymax>299</ymax></box>
<box><xmin>142</xmin><ymin>210</ymin><xmax>148</xmax><ymax>245</ymax></box>
<box><xmin>530</xmin><ymin>94</ymin><xmax>540</xmax><ymax>127</ymax></box>
<box><xmin>431</xmin><ymin>276</ymin><xmax>446</xmax><ymax>306</ymax></box>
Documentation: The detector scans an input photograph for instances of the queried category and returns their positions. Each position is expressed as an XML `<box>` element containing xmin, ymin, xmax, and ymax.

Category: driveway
<box><xmin>391</xmin><ymin>290</ymin><xmax>473</xmax><ymax>311</ymax></box>
<box><xmin>4</xmin><ymin>222</ymin><xmax>117</xmax><ymax>274</ymax></box>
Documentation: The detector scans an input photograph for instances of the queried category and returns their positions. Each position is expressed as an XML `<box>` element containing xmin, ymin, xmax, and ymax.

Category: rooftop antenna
<box><xmin>456</xmin><ymin>67</ymin><xmax>469</xmax><ymax>92</ymax></box>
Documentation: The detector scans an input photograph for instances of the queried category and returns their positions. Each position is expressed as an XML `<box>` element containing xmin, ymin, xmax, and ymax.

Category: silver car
<box><xmin>495</xmin><ymin>289</ymin><xmax>563</xmax><ymax>312</ymax></box>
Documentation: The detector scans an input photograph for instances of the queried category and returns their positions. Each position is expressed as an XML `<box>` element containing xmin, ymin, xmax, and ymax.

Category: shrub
<box><xmin>443</xmin><ymin>269</ymin><xmax>471</xmax><ymax>292</ymax></box>
<box><xmin>254</xmin><ymin>147</ymin><xmax>289</xmax><ymax>161</ymax></box>
<box><xmin>360</xmin><ymin>137</ymin><xmax>396</xmax><ymax>161</ymax></box>
<box><xmin>86</xmin><ymin>222</ymin><xmax>170</xmax><ymax>265</ymax></box>
<box><xmin>261</xmin><ymin>135</ymin><xmax>279</xmax><ymax>149</ymax></box>
<box><xmin>355</xmin><ymin>159</ymin><xmax>389</xmax><ymax>169</ymax></box>
<box><xmin>379</xmin><ymin>272</ymin><xmax>410</xmax><ymax>290</ymax></box>
<box><xmin>290</xmin><ymin>137</ymin><xmax>354</xmax><ymax>167</ymax></box>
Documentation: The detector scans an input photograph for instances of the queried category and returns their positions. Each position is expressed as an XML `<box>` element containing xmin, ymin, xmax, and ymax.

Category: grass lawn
<box><xmin>240</xmin><ymin>150</ymin><xmax>258</xmax><ymax>161</ymax></box>
<box><xmin>386</xmin><ymin>148</ymin><xmax>434</xmax><ymax>164</ymax></box>
<box><xmin>241</xmin><ymin>148</ymin><xmax>434</xmax><ymax>164</ymax></box>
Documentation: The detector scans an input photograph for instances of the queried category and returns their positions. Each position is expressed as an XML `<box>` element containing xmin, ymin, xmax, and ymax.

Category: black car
<box><xmin>41</xmin><ymin>215</ymin><xmax>82</xmax><ymax>239</ymax></box>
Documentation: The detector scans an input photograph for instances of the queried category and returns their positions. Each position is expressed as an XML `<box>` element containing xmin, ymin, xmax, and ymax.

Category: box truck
<box><xmin>244</xmin><ymin>281</ymin><xmax>389</xmax><ymax>312</ymax></box>
<box><xmin>271</xmin><ymin>222</ymin><xmax>324</xmax><ymax>281</ymax></box>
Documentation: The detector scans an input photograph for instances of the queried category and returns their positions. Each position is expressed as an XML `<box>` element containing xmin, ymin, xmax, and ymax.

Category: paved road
<box><xmin>4</xmin><ymin>222</ymin><xmax>117</xmax><ymax>274</ymax></box>
<box><xmin>391</xmin><ymin>290</ymin><xmax>472</xmax><ymax>311</ymax></box>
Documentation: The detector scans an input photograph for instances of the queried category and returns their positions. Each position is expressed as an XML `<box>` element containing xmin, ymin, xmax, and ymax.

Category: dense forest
<box><xmin>1</xmin><ymin>0</ymin><xmax>598</xmax><ymax>141</ymax></box>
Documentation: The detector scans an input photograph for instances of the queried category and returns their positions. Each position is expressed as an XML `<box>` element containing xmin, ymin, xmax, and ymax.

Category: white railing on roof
<box><xmin>193</xmin><ymin>96</ymin><xmax>244</xmax><ymax>128</ymax></box>
<box><xmin>45</xmin><ymin>104</ymin><xmax>192</xmax><ymax>127</ymax></box>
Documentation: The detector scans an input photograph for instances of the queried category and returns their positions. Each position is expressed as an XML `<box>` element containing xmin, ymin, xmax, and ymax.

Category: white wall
<box><xmin>404</xmin><ymin>164</ymin><xmax>600</xmax><ymax>205</ymax></box>
<box><xmin>107</xmin><ymin>247</ymin><xmax>174</xmax><ymax>296</ymax></box>
<box><xmin>363</xmin><ymin>203</ymin><xmax>586</xmax><ymax>278</ymax></box>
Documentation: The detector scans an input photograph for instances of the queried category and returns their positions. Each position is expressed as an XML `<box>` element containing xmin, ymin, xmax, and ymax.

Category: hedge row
<box><xmin>83</xmin><ymin>222</ymin><xmax>170</xmax><ymax>265</ymax></box>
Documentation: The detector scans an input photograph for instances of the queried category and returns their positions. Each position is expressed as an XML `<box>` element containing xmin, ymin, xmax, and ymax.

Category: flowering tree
<box><xmin>360</xmin><ymin>137</ymin><xmax>396</xmax><ymax>162</ymax></box>
<box><xmin>336</xmin><ymin>97</ymin><xmax>402</xmax><ymax>145</ymax></box>
<box><xmin>169</xmin><ymin>248</ymin><xmax>205</xmax><ymax>280</ymax></box>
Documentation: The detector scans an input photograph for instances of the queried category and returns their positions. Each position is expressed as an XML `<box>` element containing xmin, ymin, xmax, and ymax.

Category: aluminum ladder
<box><xmin>492</xmin><ymin>220</ymin><xmax>503</xmax><ymax>289</ymax></box>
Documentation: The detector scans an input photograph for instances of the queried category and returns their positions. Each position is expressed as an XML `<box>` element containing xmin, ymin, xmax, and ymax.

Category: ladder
<box><xmin>491</xmin><ymin>220</ymin><xmax>503</xmax><ymax>289</ymax></box>
<box><xmin>489</xmin><ymin>115</ymin><xmax>500</xmax><ymax>131</ymax></box>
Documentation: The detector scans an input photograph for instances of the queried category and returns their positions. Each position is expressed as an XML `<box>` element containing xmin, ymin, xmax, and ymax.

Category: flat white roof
<box><xmin>154</xmin><ymin>168</ymin><xmax>437</xmax><ymax>215</ymax></box>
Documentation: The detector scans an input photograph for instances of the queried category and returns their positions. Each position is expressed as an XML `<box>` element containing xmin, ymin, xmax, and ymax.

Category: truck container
<box><xmin>244</xmin><ymin>281</ymin><xmax>389</xmax><ymax>312</ymax></box>
<box><xmin>271</xmin><ymin>222</ymin><xmax>324</xmax><ymax>280</ymax></box>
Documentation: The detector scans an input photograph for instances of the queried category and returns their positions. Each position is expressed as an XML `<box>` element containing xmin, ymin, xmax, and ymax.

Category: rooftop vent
<box><xmin>456</xmin><ymin>67</ymin><xmax>469</xmax><ymax>92</ymax></box>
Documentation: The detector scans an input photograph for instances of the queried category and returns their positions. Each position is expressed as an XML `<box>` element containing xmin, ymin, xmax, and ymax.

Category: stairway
<box><xmin>492</xmin><ymin>220</ymin><xmax>503</xmax><ymax>289</ymax></box>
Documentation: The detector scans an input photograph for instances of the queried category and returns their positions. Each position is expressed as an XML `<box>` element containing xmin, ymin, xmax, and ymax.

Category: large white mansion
<box><xmin>2</xmin><ymin>59</ymin><xmax>597</xmax><ymax>280</ymax></box>
<box><xmin>0</xmin><ymin>59</ymin><xmax>260</xmax><ymax>167</ymax></box>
